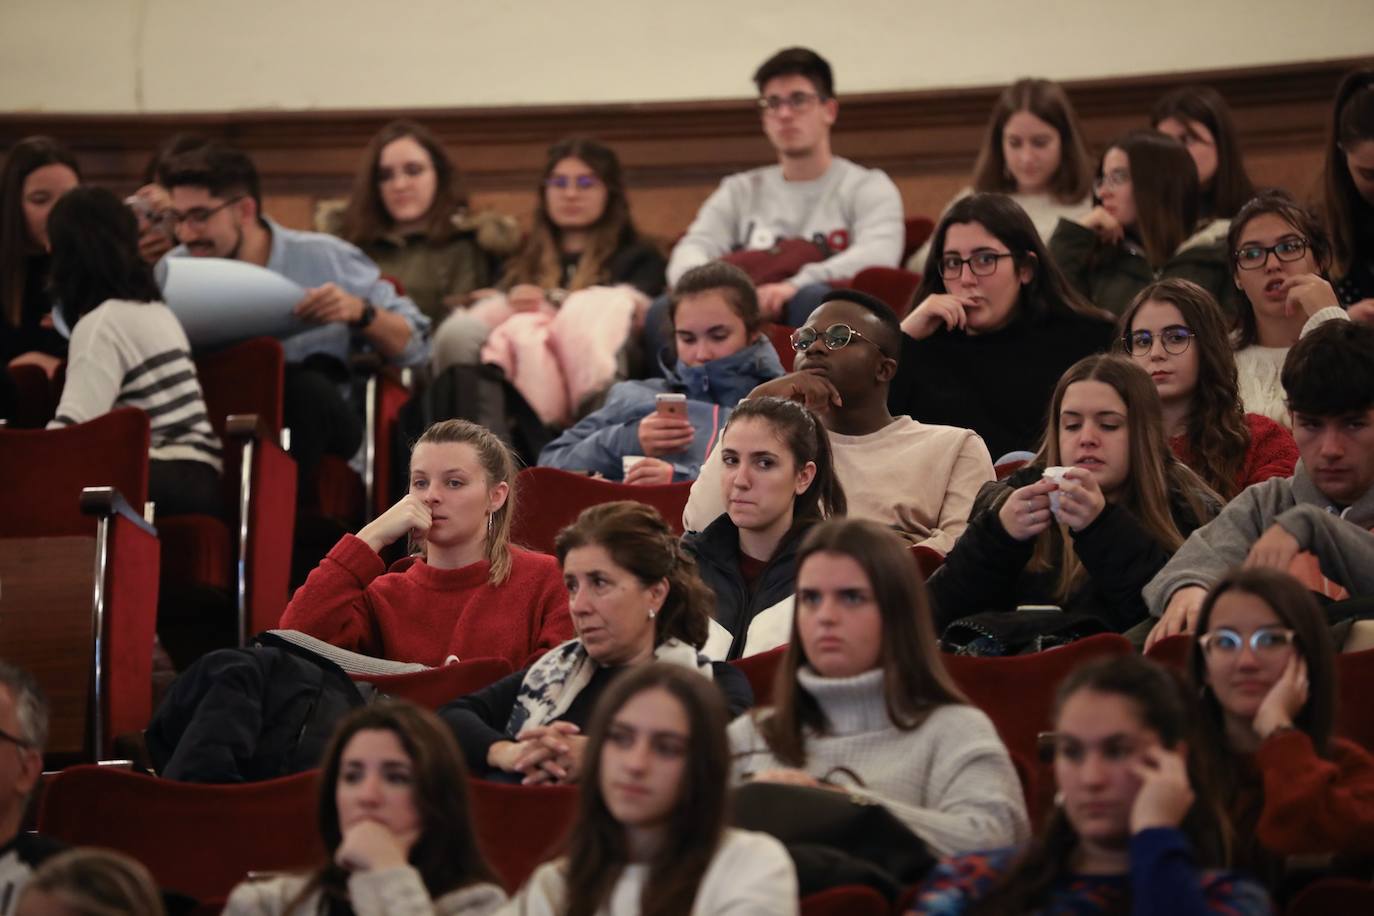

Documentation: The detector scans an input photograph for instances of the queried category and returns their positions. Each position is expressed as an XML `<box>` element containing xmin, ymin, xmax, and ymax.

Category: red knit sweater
<box><xmin>280</xmin><ymin>534</ymin><xmax>573</xmax><ymax>670</ymax></box>
<box><xmin>1169</xmin><ymin>412</ymin><xmax>1298</xmax><ymax>495</ymax></box>
<box><xmin>1249</xmin><ymin>729</ymin><xmax>1374</xmax><ymax>856</ymax></box>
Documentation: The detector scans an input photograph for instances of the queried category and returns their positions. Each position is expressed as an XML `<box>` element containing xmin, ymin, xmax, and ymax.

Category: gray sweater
<box><xmin>1143</xmin><ymin>461</ymin><xmax>1374</xmax><ymax>615</ymax></box>
<box><xmin>727</xmin><ymin>667</ymin><xmax>1029</xmax><ymax>857</ymax></box>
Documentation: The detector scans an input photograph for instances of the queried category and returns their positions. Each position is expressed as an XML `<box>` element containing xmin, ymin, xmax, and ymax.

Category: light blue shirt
<box><xmin>167</xmin><ymin>217</ymin><xmax>431</xmax><ymax>369</ymax></box>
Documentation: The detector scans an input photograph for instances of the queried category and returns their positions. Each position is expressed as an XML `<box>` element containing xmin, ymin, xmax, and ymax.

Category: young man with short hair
<box><xmin>1145</xmin><ymin>320</ymin><xmax>1374</xmax><ymax>647</ymax></box>
<box><xmin>161</xmin><ymin>143</ymin><xmax>430</xmax><ymax>475</ymax></box>
<box><xmin>648</xmin><ymin>48</ymin><xmax>904</xmax><ymax>358</ymax></box>
<box><xmin>685</xmin><ymin>289</ymin><xmax>993</xmax><ymax>554</ymax></box>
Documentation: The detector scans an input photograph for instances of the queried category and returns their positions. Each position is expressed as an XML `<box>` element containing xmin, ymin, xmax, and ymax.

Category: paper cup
<box><xmin>622</xmin><ymin>455</ymin><xmax>647</xmax><ymax>477</ymax></box>
<box><xmin>1042</xmin><ymin>466</ymin><xmax>1070</xmax><ymax>516</ymax></box>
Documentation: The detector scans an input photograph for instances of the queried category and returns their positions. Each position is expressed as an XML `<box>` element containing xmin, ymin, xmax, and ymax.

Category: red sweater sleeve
<box><xmin>278</xmin><ymin>534</ymin><xmax>386</xmax><ymax>655</ymax></box>
<box><xmin>516</xmin><ymin>550</ymin><xmax>573</xmax><ymax>666</ymax></box>
<box><xmin>1254</xmin><ymin>730</ymin><xmax>1374</xmax><ymax>856</ymax></box>
<box><xmin>1240</xmin><ymin>414</ymin><xmax>1298</xmax><ymax>489</ymax></box>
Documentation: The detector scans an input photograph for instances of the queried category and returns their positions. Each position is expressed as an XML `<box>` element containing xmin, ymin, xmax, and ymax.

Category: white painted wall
<box><xmin>5</xmin><ymin>0</ymin><xmax>1371</xmax><ymax>113</ymax></box>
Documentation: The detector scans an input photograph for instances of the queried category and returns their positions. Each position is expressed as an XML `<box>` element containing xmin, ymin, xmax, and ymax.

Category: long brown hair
<box><xmin>502</xmin><ymin>137</ymin><xmax>639</xmax><ymax>292</ymax></box>
<box><xmin>1115</xmin><ymin>279</ymin><xmax>1251</xmax><ymax>500</ymax></box>
<box><xmin>1226</xmin><ymin>190</ymin><xmax>1334</xmax><ymax>349</ymax></box>
<box><xmin>296</xmin><ymin>702</ymin><xmax>497</xmax><ymax>909</ymax></box>
<box><xmin>758</xmin><ymin>518</ymin><xmax>968</xmax><ymax>767</ymax></box>
<box><xmin>1</xmin><ymin>135</ymin><xmax>80</xmax><ymax>327</ymax></box>
<box><xmin>912</xmin><ymin>192</ymin><xmax>1108</xmax><ymax>322</ymax></box>
<box><xmin>1103</xmin><ymin>130</ymin><xmax>1201</xmax><ymax>270</ymax></box>
<box><xmin>1028</xmin><ymin>355</ymin><xmax>1218</xmax><ymax>601</ymax></box>
<box><xmin>969</xmin><ymin>655</ymin><xmax>1231</xmax><ymax>915</ymax></box>
<box><xmin>562</xmin><ymin>664</ymin><xmax>732</xmax><ymax>916</ymax></box>
<box><xmin>971</xmin><ymin>78</ymin><xmax>1093</xmax><ymax>204</ymax></box>
<box><xmin>554</xmin><ymin>501</ymin><xmax>713</xmax><ymax>650</ymax></box>
<box><xmin>1151</xmin><ymin>85</ymin><xmax>1256</xmax><ymax>219</ymax></box>
<box><xmin>1190</xmin><ymin>567</ymin><xmax>1337</xmax><ymax>759</ymax></box>
<box><xmin>339</xmin><ymin>119</ymin><xmax>469</xmax><ymax>246</ymax></box>
<box><xmin>1322</xmin><ymin>68</ymin><xmax>1374</xmax><ymax>280</ymax></box>
<box><xmin>414</xmin><ymin>419</ymin><xmax>518</xmax><ymax>584</ymax></box>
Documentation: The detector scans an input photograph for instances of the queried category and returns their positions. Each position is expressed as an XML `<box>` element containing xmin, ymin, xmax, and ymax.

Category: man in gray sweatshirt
<box><xmin>644</xmin><ymin>48</ymin><xmax>904</xmax><ymax>364</ymax></box>
<box><xmin>1144</xmin><ymin>320</ymin><xmax>1374</xmax><ymax>648</ymax></box>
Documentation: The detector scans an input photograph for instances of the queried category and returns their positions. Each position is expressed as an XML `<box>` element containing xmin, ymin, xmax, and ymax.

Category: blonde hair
<box><xmin>22</xmin><ymin>848</ymin><xmax>166</xmax><ymax>916</ymax></box>
<box><xmin>413</xmin><ymin>420</ymin><xmax>518</xmax><ymax>585</ymax></box>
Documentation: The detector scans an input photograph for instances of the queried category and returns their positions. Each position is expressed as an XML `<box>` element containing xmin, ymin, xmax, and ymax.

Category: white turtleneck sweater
<box><xmin>1234</xmin><ymin>305</ymin><xmax>1350</xmax><ymax>429</ymax></box>
<box><xmin>727</xmin><ymin>667</ymin><xmax>1029</xmax><ymax>857</ymax></box>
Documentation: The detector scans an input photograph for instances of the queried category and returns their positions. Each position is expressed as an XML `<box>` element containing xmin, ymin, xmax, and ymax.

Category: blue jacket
<box><xmin>537</xmin><ymin>336</ymin><xmax>783</xmax><ymax>481</ymax></box>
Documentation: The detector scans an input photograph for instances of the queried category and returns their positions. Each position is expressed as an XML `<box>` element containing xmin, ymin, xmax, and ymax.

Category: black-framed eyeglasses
<box><xmin>1199</xmin><ymin>626</ymin><xmax>1297</xmax><ymax>656</ymax></box>
<box><xmin>790</xmin><ymin>323</ymin><xmax>882</xmax><ymax>354</ymax></box>
<box><xmin>169</xmin><ymin>196</ymin><xmax>243</xmax><ymax>228</ymax></box>
<box><xmin>544</xmin><ymin>174</ymin><xmax>600</xmax><ymax>191</ymax></box>
<box><xmin>1235</xmin><ymin>238</ymin><xmax>1309</xmax><ymax>271</ymax></box>
<box><xmin>0</xmin><ymin>725</ymin><xmax>32</xmax><ymax>750</ymax></box>
<box><xmin>1124</xmin><ymin>326</ymin><xmax>1195</xmax><ymax>357</ymax></box>
<box><xmin>757</xmin><ymin>91</ymin><xmax>825</xmax><ymax>115</ymax></box>
<box><xmin>939</xmin><ymin>251</ymin><xmax>1015</xmax><ymax>280</ymax></box>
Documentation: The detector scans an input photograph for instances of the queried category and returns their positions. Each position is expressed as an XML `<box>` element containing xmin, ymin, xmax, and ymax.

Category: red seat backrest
<box><xmin>467</xmin><ymin>777</ymin><xmax>580</xmax><ymax>891</ymax></box>
<box><xmin>761</xmin><ymin>322</ymin><xmax>796</xmax><ymax>373</ymax></box>
<box><xmin>1144</xmin><ymin>633</ymin><xmax>1192</xmax><ymax>672</ymax></box>
<box><xmin>1285</xmin><ymin>877</ymin><xmax>1374</xmax><ymax>916</ymax></box>
<box><xmin>356</xmin><ymin>657</ymin><xmax>514</xmax><ymax>709</ymax></box>
<box><xmin>5</xmin><ymin>362</ymin><xmax>57</xmax><ymax>428</ymax></box>
<box><xmin>851</xmin><ymin>266</ymin><xmax>923</xmax><ymax>319</ymax></box>
<box><xmin>903</xmin><ymin>216</ymin><xmax>936</xmax><ymax>264</ymax></box>
<box><xmin>0</xmin><ymin>408</ymin><xmax>150</xmax><ymax>536</ymax></box>
<box><xmin>731</xmin><ymin>644</ymin><xmax>789</xmax><ymax>708</ymax></box>
<box><xmin>195</xmin><ymin>337</ymin><xmax>286</xmax><ymax>436</ymax></box>
<box><xmin>37</xmin><ymin>765</ymin><xmax>324</xmax><ymax>900</ymax></box>
<box><xmin>800</xmin><ymin>884</ymin><xmax>891</xmax><ymax>916</ymax></box>
<box><xmin>511</xmin><ymin>467</ymin><xmax>691</xmax><ymax>554</ymax></box>
<box><xmin>1337</xmin><ymin>648</ymin><xmax>1374</xmax><ymax>752</ymax></box>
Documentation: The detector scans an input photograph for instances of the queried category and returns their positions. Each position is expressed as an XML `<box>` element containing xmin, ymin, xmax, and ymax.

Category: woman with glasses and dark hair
<box><xmin>1117</xmin><ymin>278</ymin><xmax>1296</xmax><ymax>501</ymax></box>
<box><xmin>1049</xmin><ymin>130</ymin><xmax>1236</xmax><ymax>318</ymax></box>
<box><xmin>335</xmin><ymin>119</ymin><xmax>521</xmax><ymax>326</ymax></box>
<box><xmin>910</xmin><ymin>655</ymin><xmax>1269</xmax><ymax>915</ymax></box>
<box><xmin>730</xmin><ymin>518</ymin><xmax>1029</xmax><ymax>857</ymax></box>
<box><xmin>1189</xmin><ymin>567</ymin><xmax>1374</xmax><ymax>889</ymax></box>
<box><xmin>1151</xmin><ymin>85</ymin><xmax>1256</xmax><ymax>221</ymax></box>
<box><xmin>430</xmin><ymin>137</ymin><xmax>666</xmax><ymax>378</ymax></box>
<box><xmin>907</xmin><ymin>78</ymin><xmax>1093</xmax><ymax>269</ymax></box>
<box><xmin>896</xmin><ymin>193</ymin><xmax>1115</xmax><ymax>461</ymax></box>
<box><xmin>1321</xmin><ymin>68</ymin><xmax>1374</xmax><ymax>318</ymax></box>
<box><xmin>927</xmin><ymin>355</ymin><xmax>1218</xmax><ymax>635</ymax></box>
<box><xmin>1228</xmin><ymin>190</ymin><xmax>1352</xmax><ymax>429</ymax></box>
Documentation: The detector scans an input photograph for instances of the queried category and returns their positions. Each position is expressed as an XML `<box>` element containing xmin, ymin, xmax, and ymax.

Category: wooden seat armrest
<box><xmin>224</xmin><ymin>414</ymin><xmax>270</xmax><ymax>442</ymax></box>
<box><xmin>79</xmin><ymin>486</ymin><xmax>156</xmax><ymax>536</ymax></box>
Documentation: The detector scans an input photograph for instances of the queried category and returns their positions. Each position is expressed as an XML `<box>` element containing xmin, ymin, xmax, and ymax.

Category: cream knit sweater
<box><xmin>728</xmin><ymin>667</ymin><xmax>1029</xmax><ymax>857</ymax></box>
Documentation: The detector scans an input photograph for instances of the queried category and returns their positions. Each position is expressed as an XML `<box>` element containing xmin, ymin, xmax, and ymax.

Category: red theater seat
<box><xmin>354</xmin><ymin>657</ymin><xmax>514</xmax><ymax>709</ymax></box>
<box><xmin>467</xmin><ymin>778</ymin><xmax>579</xmax><ymax>891</ymax></box>
<box><xmin>511</xmin><ymin>466</ymin><xmax>691</xmax><ymax>554</ymax></box>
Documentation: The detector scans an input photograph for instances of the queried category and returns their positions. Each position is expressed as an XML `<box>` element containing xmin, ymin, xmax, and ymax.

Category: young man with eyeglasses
<box><xmin>684</xmin><ymin>289</ymin><xmax>993</xmax><ymax>555</ymax></box>
<box><xmin>1144</xmin><ymin>320</ymin><xmax>1374</xmax><ymax>649</ymax></box>
<box><xmin>160</xmin><ymin>143</ymin><xmax>430</xmax><ymax>479</ymax></box>
<box><xmin>652</xmin><ymin>48</ymin><xmax>903</xmax><ymax>346</ymax></box>
<box><xmin>0</xmin><ymin>662</ymin><xmax>63</xmax><ymax>911</ymax></box>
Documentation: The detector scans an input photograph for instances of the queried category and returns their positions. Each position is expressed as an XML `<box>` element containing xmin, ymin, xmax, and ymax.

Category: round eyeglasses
<box><xmin>1198</xmin><ymin>626</ymin><xmax>1297</xmax><ymax>657</ymax></box>
<box><xmin>938</xmin><ymin>252</ymin><xmax>1015</xmax><ymax>281</ymax></box>
<box><xmin>1235</xmin><ymin>238</ymin><xmax>1309</xmax><ymax>271</ymax></box>
<box><xmin>790</xmin><ymin>323</ymin><xmax>882</xmax><ymax>354</ymax></box>
<box><xmin>1124</xmin><ymin>326</ymin><xmax>1194</xmax><ymax>357</ymax></box>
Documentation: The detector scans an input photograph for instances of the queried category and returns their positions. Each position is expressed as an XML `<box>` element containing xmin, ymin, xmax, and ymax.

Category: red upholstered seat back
<box><xmin>1144</xmin><ymin>633</ymin><xmax>1192</xmax><ymax>672</ymax></box>
<box><xmin>195</xmin><ymin>337</ymin><xmax>285</xmax><ymax>436</ymax></box>
<box><xmin>730</xmin><ymin>644</ymin><xmax>789</xmax><ymax>708</ymax></box>
<box><xmin>355</xmin><ymin>657</ymin><xmax>514</xmax><ymax>709</ymax></box>
<box><xmin>903</xmin><ymin>216</ymin><xmax>935</xmax><ymax>264</ymax></box>
<box><xmin>851</xmin><ymin>266</ymin><xmax>923</xmax><ymax>319</ymax></box>
<box><xmin>467</xmin><ymin>777</ymin><xmax>580</xmax><ymax>891</ymax></box>
<box><xmin>37</xmin><ymin>765</ymin><xmax>324</xmax><ymax>901</ymax></box>
<box><xmin>0</xmin><ymin>408</ymin><xmax>150</xmax><ymax>536</ymax></box>
<box><xmin>800</xmin><ymin>884</ymin><xmax>891</xmax><ymax>916</ymax></box>
<box><xmin>511</xmin><ymin>467</ymin><xmax>691</xmax><ymax>555</ymax></box>
<box><xmin>1285</xmin><ymin>877</ymin><xmax>1374</xmax><ymax>916</ymax></box>
<box><xmin>761</xmin><ymin>322</ymin><xmax>796</xmax><ymax>372</ymax></box>
<box><xmin>1337</xmin><ymin>648</ymin><xmax>1374</xmax><ymax>752</ymax></box>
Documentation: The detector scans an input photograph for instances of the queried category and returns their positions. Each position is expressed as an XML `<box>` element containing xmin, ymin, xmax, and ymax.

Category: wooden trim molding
<box><xmin>2</xmin><ymin>56</ymin><xmax>1368</xmax><ymax>231</ymax></box>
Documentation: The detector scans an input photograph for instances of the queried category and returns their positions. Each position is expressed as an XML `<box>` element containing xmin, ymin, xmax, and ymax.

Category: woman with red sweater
<box><xmin>1117</xmin><ymin>278</ymin><xmax>1296</xmax><ymax>502</ymax></box>
<box><xmin>1191</xmin><ymin>567</ymin><xmax>1374</xmax><ymax>889</ymax></box>
<box><xmin>280</xmin><ymin>419</ymin><xmax>572</xmax><ymax>670</ymax></box>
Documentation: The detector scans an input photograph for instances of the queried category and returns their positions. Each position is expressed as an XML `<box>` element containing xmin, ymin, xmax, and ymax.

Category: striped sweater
<box><xmin>49</xmin><ymin>299</ymin><xmax>222</xmax><ymax>471</ymax></box>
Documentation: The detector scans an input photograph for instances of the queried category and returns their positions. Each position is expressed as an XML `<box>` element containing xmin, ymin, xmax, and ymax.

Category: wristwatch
<box><xmin>351</xmin><ymin>302</ymin><xmax>378</xmax><ymax>330</ymax></box>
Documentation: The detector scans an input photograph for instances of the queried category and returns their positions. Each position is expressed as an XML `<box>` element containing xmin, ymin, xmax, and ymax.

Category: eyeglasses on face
<box><xmin>757</xmin><ymin>91</ymin><xmax>824</xmax><ymax>115</ymax></box>
<box><xmin>1199</xmin><ymin>626</ymin><xmax>1298</xmax><ymax>656</ymax></box>
<box><xmin>1093</xmin><ymin>169</ymin><xmax>1131</xmax><ymax>192</ymax></box>
<box><xmin>544</xmin><ymin>174</ymin><xmax>600</xmax><ymax>191</ymax></box>
<box><xmin>939</xmin><ymin>251</ymin><xmax>1015</xmax><ymax>280</ymax></box>
<box><xmin>169</xmin><ymin>196</ymin><xmax>243</xmax><ymax>228</ymax></box>
<box><xmin>1124</xmin><ymin>326</ymin><xmax>1195</xmax><ymax>357</ymax></box>
<box><xmin>377</xmin><ymin>162</ymin><xmax>431</xmax><ymax>184</ymax></box>
<box><xmin>790</xmin><ymin>323</ymin><xmax>881</xmax><ymax>354</ymax></box>
<box><xmin>1235</xmin><ymin>238</ymin><xmax>1309</xmax><ymax>271</ymax></box>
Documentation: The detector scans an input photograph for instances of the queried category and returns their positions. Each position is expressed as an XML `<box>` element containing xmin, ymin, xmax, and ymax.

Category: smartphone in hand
<box><xmin>655</xmin><ymin>392</ymin><xmax>687</xmax><ymax>419</ymax></box>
